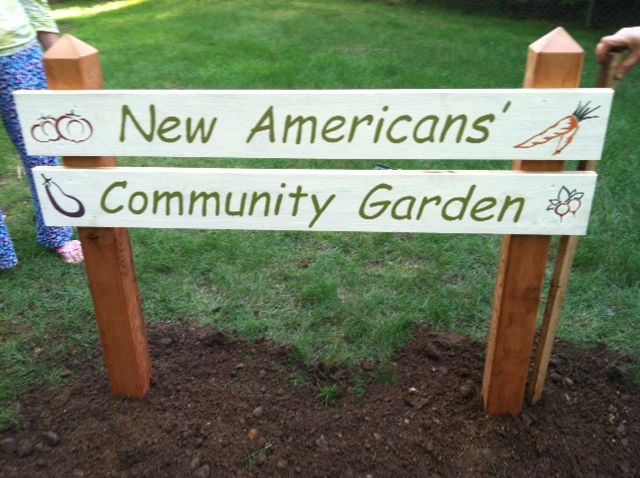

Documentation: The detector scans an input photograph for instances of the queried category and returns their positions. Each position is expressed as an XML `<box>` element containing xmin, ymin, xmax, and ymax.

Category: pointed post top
<box><xmin>523</xmin><ymin>27</ymin><xmax>584</xmax><ymax>89</ymax></box>
<box><xmin>44</xmin><ymin>34</ymin><xmax>104</xmax><ymax>90</ymax></box>
<box><xmin>529</xmin><ymin>27</ymin><xmax>583</xmax><ymax>55</ymax></box>
<box><xmin>44</xmin><ymin>34</ymin><xmax>98</xmax><ymax>60</ymax></box>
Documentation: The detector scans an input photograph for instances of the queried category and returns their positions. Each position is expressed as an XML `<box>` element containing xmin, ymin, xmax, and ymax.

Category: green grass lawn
<box><xmin>1</xmin><ymin>0</ymin><xmax>638</xmax><ymax>424</ymax></box>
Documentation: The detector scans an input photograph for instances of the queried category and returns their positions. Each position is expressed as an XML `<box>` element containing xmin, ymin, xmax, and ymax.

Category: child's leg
<box><xmin>0</xmin><ymin>209</ymin><xmax>19</xmax><ymax>269</ymax></box>
<box><xmin>0</xmin><ymin>44</ymin><xmax>74</xmax><ymax>250</ymax></box>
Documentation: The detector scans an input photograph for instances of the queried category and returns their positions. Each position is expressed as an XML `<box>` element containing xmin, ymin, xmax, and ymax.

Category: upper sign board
<box><xmin>15</xmin><ymin>89</ymin><xmax>613</xmax><ymax>160</ymax></box>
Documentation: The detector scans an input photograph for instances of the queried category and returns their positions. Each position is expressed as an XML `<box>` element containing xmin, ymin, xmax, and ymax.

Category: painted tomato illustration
<box><xmin>41</xmin><ymin>174</ymin><xmax>86</xmax><ymax>218</ymax></box>
<box><xmin>55</xmin><ymin>111</ymin><xmax>93</xmax><ymax>143</ymax></box>
<box><xmin>548</xmin><ymin>186</ymin><xmax>583</xmax><ymax>221</ymax></box>
<box><xmin>30</xmin><ymin>110</ymin><xmax>93</xmax><ymax>143</ymax></box>
<box><xmin>31</xmin><ymin>115</ymin><xmax>61</xmax><ymax>143</ymax></box>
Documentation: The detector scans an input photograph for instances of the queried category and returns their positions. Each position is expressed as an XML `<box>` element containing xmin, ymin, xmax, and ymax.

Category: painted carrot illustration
<box><xmin>514</xmin><ymin>101</ymin><xmax>600</xmax><ymax>156</ymax></box>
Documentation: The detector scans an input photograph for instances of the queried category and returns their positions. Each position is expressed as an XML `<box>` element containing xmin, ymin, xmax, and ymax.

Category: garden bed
<box><xmin>1</xmin><ymin>323</ymin><xmax>638</xmax><ymax>477</ymax></box>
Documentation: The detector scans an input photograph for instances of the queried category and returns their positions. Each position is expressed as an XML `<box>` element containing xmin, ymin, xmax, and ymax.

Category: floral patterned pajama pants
<box><xmin>0</xmin><ymin>43</ymin><xmax>73</xmax><ymax>269</ymax></box>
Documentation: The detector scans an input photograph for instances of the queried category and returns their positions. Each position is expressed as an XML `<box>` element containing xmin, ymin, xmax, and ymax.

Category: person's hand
<box><xmin>596</xmin><ymin>27</ymin><xmax>640</xmax><ymax>80</ymax></box>
<box><xmin>37</xmin><ymin>32</ymin><xmax>60</xmax><ymax>51</ymax></box>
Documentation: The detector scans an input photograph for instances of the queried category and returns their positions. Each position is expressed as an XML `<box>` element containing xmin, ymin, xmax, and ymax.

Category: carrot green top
<box><xmin>0</xmin><ymin>0</ymin><xmax>58</xmax><ymax>56</ymax></box>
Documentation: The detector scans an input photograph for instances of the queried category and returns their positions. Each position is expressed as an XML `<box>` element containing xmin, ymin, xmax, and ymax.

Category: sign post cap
<box><xmin>45</xmin><ymin>34</ymin><xmax>99</xmax><ymax>60</ymax></box>
<box><xmin>529</xmin><ymin>27</ymin><xmax>583</xmax><ymax>55</ymax></box>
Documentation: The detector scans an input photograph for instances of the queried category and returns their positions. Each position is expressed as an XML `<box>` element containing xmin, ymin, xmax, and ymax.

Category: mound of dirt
<box><xmin>1</xmin><ymin>324</ymin><xmax>638</xmax><ymax>477</ymax></box>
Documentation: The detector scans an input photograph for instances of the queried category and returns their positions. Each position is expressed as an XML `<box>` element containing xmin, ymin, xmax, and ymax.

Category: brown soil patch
<box><xmin>1</xmin><ymin>324</ymin><xmax>638</xmax><ymax>477</ymax></box>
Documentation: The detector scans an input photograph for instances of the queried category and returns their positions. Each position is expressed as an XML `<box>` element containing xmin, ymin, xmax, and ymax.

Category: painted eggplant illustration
<box><xmin>41</xmin><ymin>174</ymin><xmax>85</xmax><ymax>218</ymax></box>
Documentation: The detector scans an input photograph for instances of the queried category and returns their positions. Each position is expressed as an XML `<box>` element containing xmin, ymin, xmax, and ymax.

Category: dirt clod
<box><xmin>16</xmin><ymin>439</ymin><xmax>33</xmax><ymax>457</ymax></box>
<box><xmin>189</xmin><ymin>455</ymin><xmax>201</xmax><ymax>471</ymax></box>
<box><xmin>360</xmin><ymin>360</ymin><xmax>374</xmax><ymax>371</ymax></box>
<box><xmin>1</xmin><ymin>437</ymin><xmax>16</xmax><ymax>455</ymax></box>
<box><xmin>549</xmin><ymin>371</ymin><xmax>563</xmax><ymax>383</ymax></box>
<box><xmin>315</xmin><ymin>435</ymin><xmax>329</xmax><ymax>450</ymax></box>
<box><xmin>616</xmin><ymin>424</ymin><xmax>627</xmax><ymax>437</ymax></box>
<box><xmin>459</xmin><ymin>380</ymin><xmax>474</xmax><ymax>399</ymax></box>
<box><xmin>42</xmin><ymin>431</ymin><xmax>60</xmax><ymax>447</ymax></box>
<box><xmin>192</xmin><ymin>464</ymin><xmax>210</xmax><ymax>478</ymax></box>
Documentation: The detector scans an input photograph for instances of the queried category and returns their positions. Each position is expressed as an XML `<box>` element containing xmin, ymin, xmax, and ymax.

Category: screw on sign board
<box><xmin>17</xmin><ymin>28</ymin><xmax>612</xmax><ymax>415</ymax></box>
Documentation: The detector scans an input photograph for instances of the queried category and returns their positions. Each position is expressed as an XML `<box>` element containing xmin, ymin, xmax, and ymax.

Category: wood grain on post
<box><xmin>44</xmin><ymin>35</ymin><xmax>151</xmax><ymax>397</ymax></box>
<box><xmin>482</xmin><ymin>27</ymin><xmax>584</xmax><ymax>415</ymax></box>
<box><xmin>528</xmin><ymin>52</ymin><xmax>621</xmax><ymax>406</ymax></box>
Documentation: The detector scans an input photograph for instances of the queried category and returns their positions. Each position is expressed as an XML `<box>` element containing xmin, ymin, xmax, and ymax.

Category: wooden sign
<box><xmin>16</xmin><ymin>89</ymin><xmax>612</xmax><ymax>160</ymax></box>
<box><xmin>33</xmin><ymin>166</ymin><xmax>596</xmax><ymax>235</ymax></box>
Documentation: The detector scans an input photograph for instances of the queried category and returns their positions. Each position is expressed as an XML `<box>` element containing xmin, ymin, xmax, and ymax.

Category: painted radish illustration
<box><xmin>30</xmin><ymin>110</ymin><xmax>93</xmax><ymax>143</ymax></box>
<box><xmin>514</xmin><ymin>101</ymin><xmax>600</xmax><ymax>156</ymax></box>
<box><xmin>41</xmin><ymin>174</ymin><xmax>86</xmax><ymax>218</ymax></box>
<box><xmin>548</xmin><ymin>186</ymin><xmax>583</xmax><ymax>221</ymax></box>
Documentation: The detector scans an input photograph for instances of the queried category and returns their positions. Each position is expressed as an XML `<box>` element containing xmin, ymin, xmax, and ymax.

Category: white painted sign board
<box><xmin>16</xmin><ymin>89</ymin><xmax>613</xmax><ymax>160</ymax></box>
<box><xmin>33</xmin><ymin>167</ymin><xmax>597</xmax><ymax>235</ymax></box>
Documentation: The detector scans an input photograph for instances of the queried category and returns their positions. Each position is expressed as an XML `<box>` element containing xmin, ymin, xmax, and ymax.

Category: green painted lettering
<box><xmin>248</xmin><ymin>192</ymin><xmax>271</xmax><ymax>216</ymax></box>
<box><xmin>321</xmin><ymin>116</ymin><xmax>346</xmax><ymax>143</ymax></box>
<box><xmin>101</xmin><ymin>181</ymin><xmax>127</xmax><ymax>213</ymax></box>
<box><xmin>157</xmin><ymin>116</ymin><xmax>181</xmax><ymax>143</ymax></box>
<box><xmin>412</xmin><ymin>115</ymin><xmax>439</xmax><ymax>143</ymax></box>
<box><xmin>373</xmin><ymin>106</ymin><xmax>389</xmax><ymax>143</ymax></box>
<box><xmin>391</xmin><ymin>195</ymin><xmax>415</xmax><ymax>219</ymax></box>
<box><xmin>387</xmin><ymin>115</ymin><xmax>412</xmax><ymax>144</ymax></box>
<box><xmin>415</xmin><ymin>195</ymin><xmax>442</xmax><ymax>220</ymax></box>
<box><xmin>440</xmin><ymin>114</ymin><xmax>467</xmax><ymax>143</ymax></box>
<box><xmin>442</xmin><ymin>185</ymin><xmax>476</xmax><ymax>221</ymax></box>
<box><xmin>153</xmin><ymin>191</ymin><xmax>184</xmax><ymax>216</ymax></box>
<box><xmin>186</xmin><ymin>117</ymin><xmax>217</xmax><ymax>143</ymax></box>
<box><xmin>470</xmin><ymin>197</ymin><xmax>497</xmax><ymax>221</ymax></box>
<box><xmin>348</xmin><ymin>115</ymin><xmax>374</xmax><ymax>142</ymax></box>
<box><xmin>309</xmin><ymin>194</ymin><xmax>335</xmax><ymax>228</ymax></box>
<box><xmin>498</xmin><ymin>196</ymin><xmax>525</xmax><ymax>222</ymax></box>
<box><xmin>120</xmin><ymin>104</ymin><xmax>155</xmax><ymax>142</ymax></box>
<box><xmin>466</xmin><ymin>114</ymin><xmax>495</xmax><ymax>144</ymax></box>
<box><xmin>225</xmin><ymin>192</ymin><xmax>247</xmax><ymax>216</ymax></box>
<box><xmin>189</xmin><ymin>191</ymin><xmax>220</xmax><ymax>216</ymax></box>
<box><xmin>128</xmin><ymin>191</ymin><xmax>148</xmax><ymax>215</ymax></box>
<box><xmin>359</xmin><ymin>183</ymin><xmax>392</xmax><ymax>219</ymax></box>
<box><xmin>289</xmin><ymin>185</ymin><xmax>308</xmax><ymax>216</ymax></box>
<box><xmin>246</xmin><ymin>106</ymin><xmax>276</xmax><ymax>143</ymax></box>
<box><xmin>283</xmin><ymin>114</ymin><xmax>317</xmax><ymax>144</ymax></box>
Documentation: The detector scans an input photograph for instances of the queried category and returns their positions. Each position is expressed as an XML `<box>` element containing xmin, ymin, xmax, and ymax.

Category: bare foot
<box><xmin>56</xmin><ymin>240</ymin><xmax>84</xmax><ymax>264</ymax></box>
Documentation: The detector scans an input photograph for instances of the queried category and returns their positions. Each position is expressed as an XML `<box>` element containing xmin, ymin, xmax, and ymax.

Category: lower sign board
<box><xmin>33</xmin><ymin>167</ymin><xmax>597</xmax><ymax>235</ymax></box>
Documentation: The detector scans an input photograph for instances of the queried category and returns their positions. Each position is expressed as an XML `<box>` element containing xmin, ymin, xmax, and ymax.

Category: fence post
<box><xmin>43</xmin><ymin>35</ymin><xmax>152</xmax><ymax>397</ymax></box>
<box><xmin>482</xmin><ymin>27</ymin><xmax>584</xmax><ymax>415</ymax></box>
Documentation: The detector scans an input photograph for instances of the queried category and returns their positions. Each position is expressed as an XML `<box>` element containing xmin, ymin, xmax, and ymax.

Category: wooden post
<box><xmin>482</xmin><ymin>27</ymin><xmax>584</xmax><ymax>415</ymax></box>
<box><xmin>528</xmin><ymin>52</ymin><xmax>622</xmax><ymax>405</ymax></box>
<box><xmin>44</xmin><ymin>35</ymin><xmax>152</xmax><ymax>397</ymax></box>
